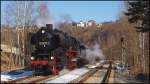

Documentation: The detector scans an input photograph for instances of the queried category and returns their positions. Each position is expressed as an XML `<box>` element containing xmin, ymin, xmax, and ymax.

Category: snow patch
<box><xmin>47</xmin><ymin>68</ymin><xmax>90</xmax><ymax>83</ymax></box>
<box><xmin>1</xmin><ymin>69</ymin><xmax>33</xmax><ymax>81</ymax></box>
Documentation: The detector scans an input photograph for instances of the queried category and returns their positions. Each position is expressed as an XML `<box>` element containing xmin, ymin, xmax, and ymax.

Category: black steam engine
<box><xmin>30</xmin><ymin>24</ymin><xmax>87</xmax><ymax>75</ymax></box>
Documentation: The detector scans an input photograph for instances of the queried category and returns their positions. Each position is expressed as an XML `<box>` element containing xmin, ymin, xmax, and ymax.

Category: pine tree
<box><xmin>125</xmin><ymin>0</ymin><xmax>149</xmax><ymax>32</ymax></box>
<box><xmin>125</xmin><ymin>0</ymin><xmax>149</xmax><ymax>74</ymax></box>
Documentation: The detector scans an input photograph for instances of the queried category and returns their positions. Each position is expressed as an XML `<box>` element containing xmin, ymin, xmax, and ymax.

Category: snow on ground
<box><xmin>84</xmin><ymin>61</ymin><xmax>104</xmax><ymax>69</ymax></box>
<box><xmin>1</xmin><ymin>69</ymin><xmax>33</xmax><ymax>81</ymax></box>
<box><xmin>47</xmin><ymin>68</ymin><xmax>90</xmax><ymax>83</ymax></box>
<box><xmin>58</xmin><ymin>68</ymin><xmax>70</xmax><ymax>76</ymax></box>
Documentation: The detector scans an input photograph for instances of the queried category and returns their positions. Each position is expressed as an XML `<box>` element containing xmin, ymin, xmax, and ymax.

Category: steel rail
<box><xmin>101</xmin><ymin>62</ymin><xmax>112</xmax><ymax>83</ymax></box>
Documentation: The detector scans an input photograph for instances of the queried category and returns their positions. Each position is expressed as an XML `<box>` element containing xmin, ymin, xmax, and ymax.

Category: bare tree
<box><xmin>3</xmin><ymin>1</ymin><xmax>37</xmax><ymax>67</ymax></box>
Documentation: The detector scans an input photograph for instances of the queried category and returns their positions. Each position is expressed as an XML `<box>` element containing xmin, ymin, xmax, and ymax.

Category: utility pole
<box><xmin>121</xmin><ymin>37</ymin><xmax>126</xmax><ymax>66</ymax></box>
<box><xmin>22</xmin><ymin>1</ymin><xmax>28</xmax><ymax>66</ymax></box>
<box><xmin>110</xmin><ymin>37</ymin><xmax>112</xmax><ymax>61</ymax></box>
<box><xmin>16</xmin><ymin>1</ymin><xmax>21</xmax><ymax>66</ymax></box>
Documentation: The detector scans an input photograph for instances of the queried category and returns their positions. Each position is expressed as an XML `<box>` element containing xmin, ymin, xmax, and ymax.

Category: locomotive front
<box><xmin>30</xmin><ymin>24</ymin><xmax>60</xmax><ymax>75</ymax></box>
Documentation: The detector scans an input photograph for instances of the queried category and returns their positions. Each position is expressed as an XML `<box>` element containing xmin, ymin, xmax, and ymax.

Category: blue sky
<box><xmin>49</xmin><ymin>1</ymin><xmax>124</xmax><ymax>23</ymax></box>
<box><xmin>1</xmin><ymin>1</ymin><xmax>124</xmax><ymax>24</ymax></box>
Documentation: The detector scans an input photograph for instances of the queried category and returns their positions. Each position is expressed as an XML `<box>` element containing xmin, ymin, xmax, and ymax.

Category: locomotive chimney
<box><xmin>46</xmin><ymin>24</ymin><xmax>53</xmax><ymax>32</ymax></box>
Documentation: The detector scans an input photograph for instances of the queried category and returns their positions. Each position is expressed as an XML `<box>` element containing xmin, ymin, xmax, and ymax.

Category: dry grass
<box><xmin>1</xmin><ymin>52</ymin><xmax>23</xmax><ymax>72</ymax></box>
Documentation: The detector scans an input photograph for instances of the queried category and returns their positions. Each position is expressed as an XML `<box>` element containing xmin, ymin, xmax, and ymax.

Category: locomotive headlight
<box><xmin>41</xmin><ymin>30</ymin><xmax>45</xmax><ymax>34</ymax></box>
<box><xmin>31</xmin><ymin>57</ymin><xmax>34</xmax><ymax>60</ymax></box>
<box><xmin>51</xmin><ymin>56</ymin><xmax>54</xmax><ymax>60</ymax></box>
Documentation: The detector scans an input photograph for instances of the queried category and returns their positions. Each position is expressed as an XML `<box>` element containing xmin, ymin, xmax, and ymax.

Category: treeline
<box><xmin>59</xmin><ymin>1</ymin><xmax>150</xmax><ymax>77</ymax></box>
<box><xmin>1</xmin><ymin>26</ymin><xmax>38</xmax><ymax>71</ymax></box>
<box><xmin>1</xmin><ymin>1</ymin><xmax>46</xmax><ymax>70</ymax></box>
<box><xmin>59</xmin><ymin>15</ymin><xmax>149</xmax><ymax>77</ymax></box>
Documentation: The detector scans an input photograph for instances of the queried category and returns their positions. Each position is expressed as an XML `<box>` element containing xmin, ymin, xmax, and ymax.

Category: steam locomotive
<box><xmin>30</xmin><ymin>24</ymin><xmax>87</xmax><ymax>75</ymax></box>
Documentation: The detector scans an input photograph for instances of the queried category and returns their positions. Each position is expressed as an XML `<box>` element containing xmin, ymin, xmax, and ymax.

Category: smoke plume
<box><xmin>36</xmin><ymin>17</ymin><xmax>53</xmax><ymax>28</ymax></box>
<box><xmin>85</xmin><ymin>43</ymin><xmax>105</xmax><ymax>64</ymax></box>
<box><xmin>35</xmin><ymin>2</ymin><xmax>54</xmax><ymax>28</ymax></box>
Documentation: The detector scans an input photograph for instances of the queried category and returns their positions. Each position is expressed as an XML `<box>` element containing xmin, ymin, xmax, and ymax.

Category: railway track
<box><xmin>1</xmin><ymin>63</ymin><xmax>112</xmax><ymax>83</ymax></box>
<box><xmin>101</xmin><ymin>62</ymin><xmax>112</xmax><ymax>83</ymax></box>
<box><xmin>15</xmin><ymin>76</ymin><xmax>46</xmax><ymax>83</ymax></box>
<box><xmin>30</xmin><ymin>75</ymin><xmax>57</xmax><ymax>83</ymax></box>
<box><xmin>83</xmin><ymin>69</ymin><xmax>106</xmax><ymax>83</ymax></box>
<box><xmin>70</xmin><ymin>62</ymin><xmax>112</xmax><ymax>83</ymax></box>
<box><xmin>70</xmin><ymin>69</ymin><xmax>98</xmax><ymax>83</ymax></box>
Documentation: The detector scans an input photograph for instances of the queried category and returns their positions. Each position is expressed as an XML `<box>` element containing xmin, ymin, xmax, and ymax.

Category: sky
<box><xmin>48</xmin><ymin>1</ymin><xmax>124</xmax><ymax>23</ymax></box>
<box><xmin>1</xmin><ymin>1</ymin><xmax>125</xmax><ymax>25</ymax></box>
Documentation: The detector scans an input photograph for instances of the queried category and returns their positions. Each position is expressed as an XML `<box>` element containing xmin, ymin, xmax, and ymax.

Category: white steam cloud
<box><xmin>84</xmin><ymin>43</ymin><xmax>105</xmax><ymax>64</ymax></box>
<box><xmin>36</xmin><ymin>17</ymin><xmax>54</xmax><ymax>28</ymax></box>
<box><xmin>35</xmin><ymin>3</ymin><xmax>55</xmax><ymax>28</ymax></box>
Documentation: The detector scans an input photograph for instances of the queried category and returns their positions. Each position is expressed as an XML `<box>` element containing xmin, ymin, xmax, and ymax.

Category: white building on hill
<box><xmin>87</xmin><ymin>20</ymin><xmax>96</xmax><ymax>27</ymax></box>
<box><xmin>77</xmin><ymin>20</ymin><xmax>85</xmax><ymax>27</ymax></box>
<box><xmin>74</xmin><ymin>20</ymin><xmax>102</xmax><ymax>28</ymax></box>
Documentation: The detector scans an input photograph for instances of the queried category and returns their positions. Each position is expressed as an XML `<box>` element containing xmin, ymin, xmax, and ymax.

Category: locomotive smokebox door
<box><xmin>46</xmin><ymin>24</ymin><xmax>53</xmax><ymax>32</ymax></box>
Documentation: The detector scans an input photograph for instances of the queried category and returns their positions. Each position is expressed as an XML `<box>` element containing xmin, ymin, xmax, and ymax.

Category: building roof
<box><xmin>88</xmin><ymin>20</ymin><xmax>96</xmax><ymax>22</ymax></box>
